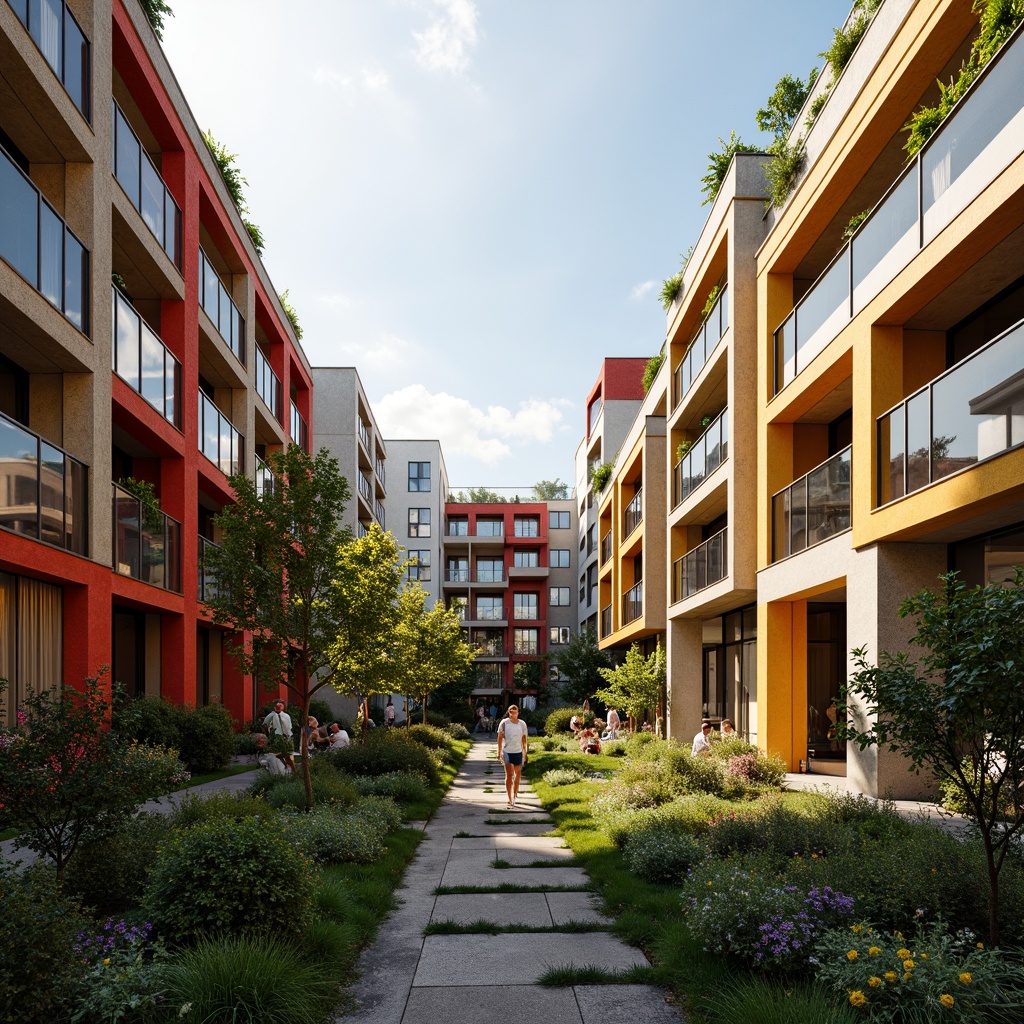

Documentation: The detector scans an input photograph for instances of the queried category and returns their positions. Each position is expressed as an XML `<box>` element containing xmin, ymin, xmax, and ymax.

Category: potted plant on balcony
<box><xmin>590</xmin><ymin>462</ymin><xmax>614</xmax><ymax>493</ymax></box>
<box><xmin>676</xmin><ymin>440</ymin><xmax>693</xmax><ymax>461</ymax></box>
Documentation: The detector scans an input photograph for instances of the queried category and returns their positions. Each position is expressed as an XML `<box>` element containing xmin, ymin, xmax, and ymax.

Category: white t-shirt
<box><xmin>263</xmin><ymin>709</ymin><xmax>292</xmax><ymax>738</ymax></box>
<box><xmin>692</xmin><ymin>729</ymin><xmax>712</xmax><ymax>755</ymax></box>
<box><xmin>497</xmin><ymin>718</ymin><xmax>528</xmax><ymax>754</ymax></box>
<box><xmin>329</xmin><ymin>729</ymin><xmax>351</xmax><ymax>750</ymax></box>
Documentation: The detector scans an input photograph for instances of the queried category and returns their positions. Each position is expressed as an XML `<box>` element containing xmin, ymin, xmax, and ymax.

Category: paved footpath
<box><xmin>343</xmin><ymin>738</ymin><xmax>682</xmax><ymax>1023</ymax></box>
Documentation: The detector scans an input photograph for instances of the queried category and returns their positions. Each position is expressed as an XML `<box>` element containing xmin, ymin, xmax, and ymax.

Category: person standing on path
<box><xmin>496</xmin><ymin>704</ymin><xmax>528</xmax><ymax>808</ymax></box>
<box><xmin>263</xmin><ymin>700</ymin><xmax>292</xmax><ymax>744</ymax></box>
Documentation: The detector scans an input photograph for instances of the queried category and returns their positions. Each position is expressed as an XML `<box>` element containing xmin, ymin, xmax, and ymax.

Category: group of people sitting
<box><xmin>569</xmin><ymin>706</ymin><xmax>622</xmax><ymax>755</ymax></box>
<box><xmin>254</xmin><ymin>699</ymin><xmax>352</xmax><ymax>775</ymax></box>
<box><xmin>691</xmin><ymin>718</ymin><xmax>735</xmax><ymax>756</ymax></box>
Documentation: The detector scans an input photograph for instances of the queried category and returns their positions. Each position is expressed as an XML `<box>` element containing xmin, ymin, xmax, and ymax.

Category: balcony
<box><xmin>255</xmin><ymin>455</ymin><xmax>275</xmax><ymax>499</ymax></box>
<box><xmin>357</xmin><ymin>419</ymin><xmax>370</xmax><ymax>450</ymax></box>
<box><xmin>600</xmin><ymin>605</ymin><xmax>612</xmax><ymax>637</ymax></box>
<box><xmin>879</xmin><ymin>317</ymin><xmax>1024</xmax><ymax>505</ymax></box>
<box><xmin>474</xmin><ymin>522</ymin><xmax>504</xmax><ymax>538</ymax></box>
<box><xmin>447</xmin><ymin>519</ymin><xmax>469</xmax><ymax>536</ymax></box>
<box><xmin>513</xmin><ymin>639</ymin><xmax>539</xmax><ymax>656</ymax></box>
<box><xmin>673</xmin><ymin>528</ymin><xmax>727</xmax><ymax>602</ymax></box>
<box><xmin>0</xmin><ymin>143</ymin><xmax>89</xmax><ymax>333</ymax></box>
<box><xmin>513</xmin><ymin>519</ymin><xmax>541</xmax><ymax>538</ymax></box>
<box><xmin>254</xmin><ymin>346</ymin><xmax>281</xmax><ymax>420</ymax></box>
<box><xmin>624</xmin><ymin>488</ymin><xmax>643</xmax><ymax>538</ymax></box>
<box><xmin>112</xmin><ymin>483</ymin><xmax>181</xmax><ymax>592</ymax></box>
<box><xmin>673</xmin><ymin>409</ymin><xmax>729</xmax><ymax>507</ymax></box>
<box><xmin>673</xmin><ymin>284</ymin><xmax>729</xmax><ymax>409</ymax></box>
<box><xmin>474</xmin><ymin>568</ymin><xmax>505</xmax><ymax>584</ymax></box>
<box><xmin>198</xmin><ymin>391</ymin><xmax>243</xmax><ymax>477</ymax></box>
<box><xmin>774</xmin><ymin>24</ymin><xmax>1024</xmax><ymax>395</ymax></box>
<box><xmin>375</xmin><ymin>457</ymin><xmax>386</xmax><ymax>487</ymax></box>
<box><xmin>357</xmin><ymin>474</ymin><xmax>372</xmax><ymax>502</ymax></box>
<box><xmin>374</xmin><ymin>500</ymin><xmax>385</xmax><ymax>528</ymax></box>
<box><xmin>112</xmin><ymin>287</ymin><xmax>180</xmax><ymax>427</ymax></box>
<box><xmin>600</xmin><ymin>531</ymin><xmax>612</xmax><ymax>565</ymax></box>
<box><xmin>7</xmin><ymin>0</ymin><xmax>90</xmax><ymax>120</ymax></box>
<box><xmin>0</xmin><ymin>410</ymin><xmax>87</xmax><ymax>554</ymax></box>
<box><xmin>197</xmin><ymin>534</ymin><xmax>221</xmax><ymax>603</ymax></box>
<box><xmin>111</xmin><ymin>101</ymin><xmax>181</xmax><ymax>269</ymax></box>
<box><xmin>198</xmin><ymin>246</ymin><xmax>244</xmax><ymax>364</ymax></box>
<box><xmin>290</xmin><ymin>400</ymin><xmax>308</xmax><ymax>451</ymax></box>
<box><xmin>622</xmin><ymin>582</ymin><xmax>643</xmax><ymax>625</ymax></box>
<box><xmin>475</xmin><ymin>605</ymin><xmax>506</xmax><ymax>622</ymax></box>
<box><xmin>772</xmin><ymin>447</ymin><xmax>851</xmax><ymax>561</ymax></box>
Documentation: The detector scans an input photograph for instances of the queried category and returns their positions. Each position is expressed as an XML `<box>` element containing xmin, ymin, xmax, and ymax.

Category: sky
<box><xmin>161</xmin><ymin>0</ymin><xmax>848</xmax><ymax>493</ymax></box>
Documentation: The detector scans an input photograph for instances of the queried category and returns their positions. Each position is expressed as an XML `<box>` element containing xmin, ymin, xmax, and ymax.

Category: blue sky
<box><xmin>162</xmin><ymin>0</ymin><xmax>848</xmax><ymax>493</ymax></box>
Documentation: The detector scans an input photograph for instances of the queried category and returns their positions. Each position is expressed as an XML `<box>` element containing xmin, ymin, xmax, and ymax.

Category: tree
<box><xmin>842</xmin><ymin>569</ymin><xmax>1024</xmax><ymax>945</ymax></box>
<box><xmin>700</xmin><ymin>131</ymin><xmax>760</xmax><ymax>205</ymax></box>
<box><xmin>138</xmin><ymin>0</ymin><xmax>173</xmax><ymax>40</ymax></box>
<box><xmin>204</xmin><ymin>444</ymin><xmax>351</xmax><ymax>811</ymax></box>
<box><xmin>533</xmin><ymin>479</ymin><xmax>568</xmax><ymax>500</ymax></box>
<box><xmin>596</xmin><ymin>643</ymin><xmax>664</xmax><ymax>732</ymax></box>
<box><xmin>756</xmin><ymin>69</ymin><xmax>818</xmax><ymax>140</ymax></box>
<box><xmin>394</xmin><ymin>585</ymin><xmax>476</xmax><ymax>723</ymax></box>
<box><xmin>0</xmin><ymin>674</ymin><xmax>188</xmax><ymax>878</ymax></box>
<box><xmin>554</xmin><ymin>626</ymin><xmax>612</xmax><ymax>706</ymax></box>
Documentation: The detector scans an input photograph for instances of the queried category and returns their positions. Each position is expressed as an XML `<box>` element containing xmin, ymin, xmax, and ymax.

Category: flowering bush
<box><xmin>726</xmin><ymin>750</ymin><xmax>787</xmax><ymax>787</ymax></box>
<box><xmin>682</xmin><ymin>857</ymin><xmax>855</xmax><ymax>972</ymax></box>
<box><xmin>543</xmin><ymin>768</ymin><xmax>585</xmax><ymax>787</ymax></box>
<box><xmin>815</xmin><ymin>918</ymin><xmax>1024</xmax><ymax>1021</ymax></box>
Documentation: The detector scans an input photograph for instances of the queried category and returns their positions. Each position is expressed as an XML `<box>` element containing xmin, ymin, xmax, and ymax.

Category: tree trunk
<box><xmin>983</xmin><ymin>827</ymin><xmax>1001</xmax><ymax>945</ymax></box>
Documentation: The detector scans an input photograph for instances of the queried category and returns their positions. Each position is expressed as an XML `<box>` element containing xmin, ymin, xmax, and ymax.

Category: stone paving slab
<box><xmin>413</xmin><ymin>933</ymin><xmax>650</xmax><ymax>986</ymax></box>
<box><xmin>575</xmin><ymin>984</ymin><xmax>684</xmax><ymax>1022</ymax></box>
<box><xmin>439</xmin><ymin>856</ymin><xmax>590</xmax><ymax>889</ymax></box>
<box><xmin>450</xmin><ymin>836</ymin><xmax>566</xmax><ymax>851</ymax></box>
<box><xmin>402</xmin><ymin>986</ymin><xmax>585</xmax><ymax>1024</ymax></box>
<box><xmin>473</xmin><ymin>823</ymin><xmax>558</xmax><ymax>837</ymax></box>
<box><xmin>431</xmin><ymin>892</ymin><xmax>554</xmax><ymax>926</ymax></box>
<box><xmin>546</xmin><ymin>891</ymin><xmax>609</xmax><ymax>925</ymax></box>
<box><xmin>492</xmin><ymin>845</ymin><xmax>575</xmax><ymax>865</ymax></box>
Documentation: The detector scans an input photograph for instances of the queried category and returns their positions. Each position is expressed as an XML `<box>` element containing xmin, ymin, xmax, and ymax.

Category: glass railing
<box><xmin>878</xmin><ymin>317</ymin><xmax>1024</xmax><ymax>505</ymax></box>
<box><xmin>474</xmin><ymin>638</ymin><xmax>504</xmax><ymax>657</ymax></box>
<box><xmin>673</xmin><ymin>409</ymin><xmax>729</xmax><ymax>507</ymax></box>
<box><xmin>254</xmin><ymin>346</ymin><xmax>280</xmax><ymax>419</ymax></box>
<box><xmin>112</xmin><ymin>483</ymin><xmax>181</xmax><ymax>592</ymax></box>
<box><xmin>0</xmin><ymin>410</ymin><xmax>87</xmax><ymax>554</ymax></box>
<box><xmin>375</xmin><ymin>457</ymin><xmax>386</xmax><ymax>486</ymax></box>
<box><xmin>357</xmin><ymin>474</ymin><xmax>372</xmax><ymax>501</ymax></box>
<box><xmin>624</xmin><ymin>489</ymin><xmax>643</xmax><ymax>537</ymax></box>
<box><xmin>774</xmin><ymin>23</ymin><xmax>1024</xmax><ymax>395</ymax></box>
<box><xmin>601</xmin><ymin>532</ymin><xmax>612</xmax><ymax>565</ymax></box>
<box><xmin>446</xmin><ymin>568</ymin><xmax>471</xmax><ymax>583</ymax></box>
<box><xmin>197</xmin><ymin>535</ymin><xmax>221</xmax><ymax>603</ymax></box>
<box><xmin>290</xmin><ymin>400</ymin><xmax>308</xmax><ymax>451</ymax></box>
<box><xmin>198</xmin><ymin>391</ymin><xmax>243</xmax><ymax>476</ymax></box>
<box><xmin>374</xmin><ymin>500</ymin><xmax>385</xmax><ymax>528</ymax></box>
<box><xmin>622</xmin><ymin>582</ymin><xmax>643</xmax><ymax>625</ymax></box>
<box><xmin>111</xmin><ymin>287</ymin><xmax>180</xmax><ymax>427</ymax></box>
<box><xmin>772</xmin><ymin>446</ymin><xmax>851</xmax><ymax>561</ymax></box>
<box><xmin>255</xmin><ymin>455</ymin><xmax>275</xmax><ymax>498</ymax></box>
<box><xmin>474</xmin><ymin>568</ymin><xmax>505</xmax><ymax>583</ymax></box>
<box><xmin>198</xmin><ymin>246</ymin><xmax>244</xmax><ymax>364</ymax></box>
<box><xmin>673</xmin><ymin>527</ymin><xmax>728</xmax><ymax>602</ymax></box>
<box><xmin>513</xmin><ymin>639</ymin><xmax>539</xmax><ymax>656</ymax></box>
<box><xmin>357</xmin><ymin>522</ymin><xmax>369</xmax><ymax>538</ymax></box>
<box><xmin>0</xmin><ymin>143</ymin><xmax>89</xmax><ymax>332</ymax></box>
<box><xmin>111</xmin><ymin>101</ymin><xmax>181</xmax><ymax>268</ymax></box>
<box><xmin>448</xmin><ymin>520</ymin><xmax>469</xmax><ymax>536</ymax></box>
<box><xmin>7</xmin><ymin>0</ymin><xmax>90</xmax><ymax>120</ymax></box>
<box><xmin>672</xmin><ymin>284</ymin><xmax>729</xmax><ymax>409</ymax></box>
<box><xmin>601</xmin><ymin>605</ymin><xmax>612</xmax><ymax>637</ymax></box>
<box><xmin>475</xmin><ymin>523</ymin><xmax>504</xmax><ymax>537</ymax></box>
<box><xmin>476</xmin><ymin>605</ymin><xmax>505</xmax><ymax>621</ymax></box>
<box><xmin>357</xmin><ymin>420</ymin><xmax>370</xmax><ymax>449</ymax></box>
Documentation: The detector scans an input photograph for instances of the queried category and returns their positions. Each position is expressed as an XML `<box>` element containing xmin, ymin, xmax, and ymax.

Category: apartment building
<box><xmin>574</xmin><ymin>358</ymin><xmax>647</xmax><ymax>634</ymax></box>
<box><xmin>663</xmin><ymin>153</ymin><xmax>770</xmax><ymax>746</ymax></box>
<box><xmin>442</xmin><ymin>500</ymin><xmax>577</xmax><ymax>704</ymax></box>
<box><xmin>0</xmin><ymin>0</ymin><xmax>312</xmax><ymax>727</ymax></box>
<box><xmin>756</xmin><ymin>0</ymin><xmax>1024</xmax><ymax>796</ymax></box>
<box><xmin>311</xmin><ymin>367</ymin><xmax>387</xmax><ymax>539</ymax></box>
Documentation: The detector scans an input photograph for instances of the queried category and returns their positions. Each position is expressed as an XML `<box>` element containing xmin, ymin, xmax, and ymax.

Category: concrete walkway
<box><xmin>343</xmin><ymin>738</ymin><xmax>682</xmax><ymax>1023</ymax></box>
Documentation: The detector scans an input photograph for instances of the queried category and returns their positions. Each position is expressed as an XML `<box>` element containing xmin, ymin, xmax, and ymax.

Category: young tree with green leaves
<box><xmin>532</xmin><ymin>479</ymin><xmax>568</xmax><ymax>500</ymax></box>
<box><xmin>842</xmin><ymin>569</ymin><xmax>1024</xmax><ymax>945</ymax></box>
<box><xmin>596</xmin><ymin>642</ymin><xmax>665</xmax><ymax>734</ymax></box>
<box><xmin>554</xmin><ymin>625</ymin><xmax>612</xmax><ymax>706</ymax></box>
<box><xmin>203</xmin><ymin>444</ymin><xmax>351</xmax><ymax>811</ymax></box>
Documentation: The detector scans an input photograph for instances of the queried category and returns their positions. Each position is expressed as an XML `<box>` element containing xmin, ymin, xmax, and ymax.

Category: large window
<box><xmin>514</xmin><ymin>515</ymin><xmax>540</xmax><ymax>537</ymax></box>
<box><xmin>448</xmin><ymin>596</ymin><xmax>468</xmax><ymax>620</ymax></box>
<box><xmin>407</xmin><ymin>550</ymin><xmax>431</xmax><ymax>582</ymax></box>
<box><xmin>475</xmin><ymin>558</ymin><xmax>503</xmax><ymax>583</ymax></box>
<box><xmin>476</xmin><ymin>517</ymin><xmax>503</xmax><ymax>537</ymax></box>
<box><xmin>408</xmin><ymin>462</ymin><xmax>431</xmax><ymax>492</ymax></box>
<box><xmin>549</xmin><ymin>511</ymin><xmax>570</xmax><ymax>529</ymax></box>
<box><xmin>513</xmin><ymin>550</ymin><xmax>539</xmax><ymax>568</ymax></box>
<box><xmin>513</xmin><ymin>593</ymin><xmax>539</xmax><ymax>620</ymax></box>
<box><xmin>408</xmin><ymin>508</ymin><xmax>431</xmax><ymax>537</ymax></box>
<box><xmin>550</xmin><ymin>549</ymin><xmax>570</xmax><ymax>567</ymax></box>
<box><xmin>550</xmin><ymin>626</ymin><xmax>571</xmax><ymax>645</ymax></box>
<box><xmin>476</xmin><ymin>595</ymin><xmax>504</xmax><ymax>620</ymax></box>
<box><xmin>448</xmin><ymin>516</ymin><xmax>468</xmax><ymax>536</ymax></box>
<box><xmin>513</xmin><ymin>628</ymin><xmax>539</xmax><ymax>656</ymax></box>
<box><xmin>549</xmin><ymin>586</ymin><xmax>570</xmax><ymax>606</ymax></box>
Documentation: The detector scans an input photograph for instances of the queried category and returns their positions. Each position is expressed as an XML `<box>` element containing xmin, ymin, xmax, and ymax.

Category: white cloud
<box><xmin>375</xmin><ymin>386</ymin><xmax>565</xmax><ymax>464</ymax></box>
<box><xmin>325</xmin><ymin>332</ymin><xmax>421</xmax><ymax>371</ymax></box>
<box><xmin>413</xmin><ymin>0</ymin><xmax>479</xmax><ymax>76</ymax></box>
<box><xmin>312</xmin><ymin>65</ymin><xmax>391</xmax><ymax>100</ymax></box>
<box><xmin>631</xmin><ymin>279</ymin><xmax>657</xmax><ymax>300</ymax></box>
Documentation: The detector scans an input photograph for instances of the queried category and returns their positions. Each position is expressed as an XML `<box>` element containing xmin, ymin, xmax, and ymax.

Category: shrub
<box><xmin>64</xmin><ymin>812</ymin><xmax>172</xmax><ymax>914</ymax></box>
<box><xmin>171</xmin><ymin>792</ymin><xmax>272</xmax><ymax>829</ymax></box>
<box><xmin>145</xmin><ymin>815</ymin><xmax>317</xmax><ymax>946</ymax></box>
<box><xmin>327</xmin><ymin>731</ymin><xmax>440</xmax><ymax>787</ymax></box>
<box><xmin>617</xmin><ymin>758</ymin><xmax>678</xmax><ymax>804</ymax></box>
<box><xmin>623</xmin><ymin>821</ymin><xmax>707</xmax><ymax>885</ymax></box>
<box><xmin>545</xmin><ymin>707</ymin><xmax>590</xmax><ymax>736</ymax></box>
<box><xmin>263</xmin><ymin>772</ymin><xmax>358</xmax><ymax>812</ymax></box>
<box><xmin>285</xmin><ymin>800</ymin><xmax>397</xmax><ymax>865</ymax></box>
<box><xmin>0</xmin><ymin>865</ymin><xmax>90</xmax><ymax>1024</ymax></box>
<box><xmin>234</xmin><ymin>731</ymin><xmax>259</xmax><ymax>756</ymax></box>
<box><xmin>623</xmin><ymin>731</ymin><xmax>658</xmax><ymax>755</ymax></box>
<box><xmin>406</xmin><ymin>723</ymin><xmax>450</xmax><ymax>749</ymax></box>
<box><xmin>444</xmin><ymin>722</ymin><xmax>471</xmax><ymax>741</ymax></box>
<box><xmin>705</xmin><ymin>799</ymin><xmax>828</xmax><ymax>865</ymax></box>
<box><xmin>347</xmin><ymin>771</ymin><xmax>431</xmax><ymax>804</ymax></box>
<box><xmin>724</xmin><ymin>749</ymin><xmax>787</xmax><ymax>787</ymax></box>
<box><xmin>543</xmin><ymin>767</ymin><xmax>585</xmax><ymax>787</ymax></box>
<box><xmin>162</xmin><ymin>935</ymin><xmax>337</xmax><ymax>1024</ymax></box>
<box><xmin>601</xmin><ymin>740</ymin><xmax>627</xmax><ymax>757</ymax></box>
<box><xmin>175</xmin><ymin>702</ymin><xmax>236</xmax><ymax>774</ymax></box>
<box><xmin>714</xmin><ymin>976</ymin><xmax>859</xmax><ymax>1024</ymax></box>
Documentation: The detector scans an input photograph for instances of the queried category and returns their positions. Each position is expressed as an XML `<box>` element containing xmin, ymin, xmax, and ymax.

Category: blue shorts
<box><xmin>505</xmin><ymin>752</ymin><xmax>523</xmax><ymax>766</ymax></box>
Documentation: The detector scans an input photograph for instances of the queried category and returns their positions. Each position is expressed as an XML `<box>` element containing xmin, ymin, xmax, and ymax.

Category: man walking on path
<box><xmin>496</xmin><ymin>704</ymin><xmax>528</xmax><ymax>808</ymax></box>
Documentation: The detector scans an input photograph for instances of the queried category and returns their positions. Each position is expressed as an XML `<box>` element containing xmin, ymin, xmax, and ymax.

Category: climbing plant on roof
<box><xmin>202</xmin><ymin>130</ymin><xmax>266</xmax><ymax>256</ymax></box>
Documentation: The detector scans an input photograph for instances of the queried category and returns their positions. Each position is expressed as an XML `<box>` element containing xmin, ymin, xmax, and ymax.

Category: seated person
<box><xmin>569</xmin><ymin>714</ymin><xmax>582</xmax><ymax>735</ymax></box>
<box><xmin>603</xmin><ymin>708</ymin><xmax>621</xmax><ymax>741</ymax></box>
<box><xmin>254</xmin><ymin>733</ymin><xmax>289</xmax><ymax>775</ymax></box>
<box><xmin>328</xmin><ymin>722</ymin><xmax>351</xmax><ymax>750</ymax></box>
<box><xmin>578</xmin><ymin>727</ymin><xmax>601</xmax><ymax>755</ymax></box>
<box><xmin>692</xmin><ymin>721</ymin><xmax>713</xmax><ymax>756</ymax></box>
<box><xmin>719</xmin><ymin>719</ymin><xmax>735</xmax><ymax>738</ymax></box>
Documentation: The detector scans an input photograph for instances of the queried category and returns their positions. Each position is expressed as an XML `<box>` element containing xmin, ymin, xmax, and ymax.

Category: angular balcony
<box><xmin>112</xmin><ymin>287</ymin><xmax>180</xmax><ymax>427</ymax></box>
<box><xmin>878</xmin><ymin>317</ymin><xmax>1024</xmax><ymax>505</ymax></box>
<box><xmin>197</xmin><ymin>534</ymin><xmax>222</xmax><ymax>603</ymax></box>
<box><xmin>673</xmin><ymin>409</ymin><xmax>729</xmax><ymax>507</ymax></box>
<box><xmin>0</xmin><ymin>410</ymin><xmax>87</xmax><ymax>554</ymax></box>
<box><xmin>673</xmin><ymin>528</ymin><xmax>727</xmax><ymax>602</ymax></box>
<box><xmin>673</xmin><ymin>284</ymin><xmax>729</xmax><ymax>409</ymax></box>
<box><xmin>1</xmin><ymin>142</ymin><xmax>89</xmax><ymax>333</ymax></box>
<box><xmin>624</xmin><ymin>489</ymin><xmax>643</xmax><ymax>538</ymax></box>
<box><xmin>254</xmin><ymin>345</ymin><xmax>281</xmax><ymax>420</ymax></box>
<box><xmin>600</xmin><ymin>531</ymin><xmax>612</xmax><ymax>565</ymax></box>
<box><xmin>622</xmin><ymin>581</ymin><xmax>643</xmax><ymax>625</ymax></box>
<box><xmin>600</xmin><ymin>604</ymin><xmax>612</xmax><ymax>638</ymax></box>
<box><xmin>198</xmin><ymin>246</ymin><xmax>244</xmax><ymax>365</ymax></box>
<box><xmin>774</xmin><ymin>23</ymin><xmax>1024</xmax><ymax>395</ymax></box>
<box><xmin>290</xmin><ymin>400</ymin><xmax>308</xmax><ymax>451</ymax></box>
<box><xmin>772</xmin><ymin>447</ymin><xmax>851</xmax><ymax>561</ymax></box>
<box><xmin>112</xmin><ymin>483</ymin><xmax>181</xmax><ymax>592</ymax></box>
<box><xmin>198</xmin><ymin>391</ymin><xmax>243</xmax><ymax>477</ymax></box>
<box><xmin>7</xmin><ymin>0</ymin><xmax>90</xmax><ymax>120</ymax></box>
<box><xmin>111</xmin><ymin>101</ymin><xmax>181</xmax><ymax>269</ymax></box>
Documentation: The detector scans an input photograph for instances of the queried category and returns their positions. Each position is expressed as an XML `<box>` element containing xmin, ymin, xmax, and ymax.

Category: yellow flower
<box><xmin>903</xmin><ymin>973</ymin><xmax>913</xmax><ymax>981</ymax></box>
<box><xmin>940</xmin><ymin>994</ymin><xmax>955</xmax><ymax>1008</ymax></box>
<box><xmin>920</xmin><ymin>953</ymin><xmax>930</xmax><ymax>960</ymax></box>
<box><xmin>868</xmin><ymin>947</ymin><xmax>882</xmax><ymax>956</ymax></box>
<box><xmin>868</xmin><ymin>977</ymin><xmax>882</xmax><ymax>988</ymax></box>
<box><xmin>847</xmin><ymin>950</ymin><xmax>859</xmax><ymax>961</ymax></box>
<box><xmin>852</xmin><ymin>924</ymin><xmax>863</xmax><ymax>934</ymax></box>
<box><xmin>959</xmin><ymin>973</ymin><xmax>972</xmax><ymax>985</ymax></box>
<box><xmin>103</xmin><ymin>958</ymin><xmax>110</xmax><ymax>966</ymax></box>
<box><xmin>884</xmin><ymin>972</ymin><xmax>898</xmax><ymax>982</ymax></box>
<box><xmin>849</xmin><ymin>991</ymin><xmax>867</xmax><ymax>1007</ymax></box>
<box><xmin>897</xmin><ymin>948</ymin><xmax>912</xmax><ymax>959</ymax></box>
<box><xmin>903</xmin><ymin>960</ymin><xmax>915</xmax><ymax>971</ymax></box>
<box><xmin>977</xmin><ymin>942</ymin><xmax>985</xmax><ymax>949</ymax></box>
